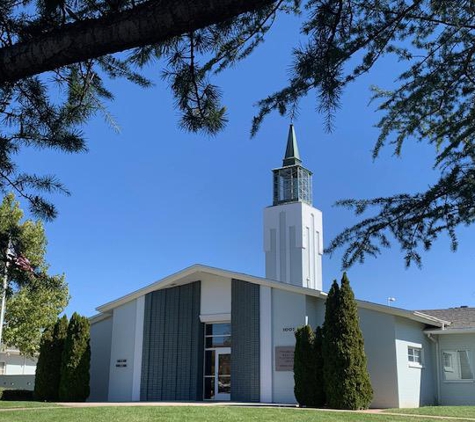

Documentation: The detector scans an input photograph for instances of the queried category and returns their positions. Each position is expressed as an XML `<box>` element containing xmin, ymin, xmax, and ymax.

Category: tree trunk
<box><xmin>0</xmin><ymin>0</ymin><xmax>275</xmax><ymax>84</ymax></box>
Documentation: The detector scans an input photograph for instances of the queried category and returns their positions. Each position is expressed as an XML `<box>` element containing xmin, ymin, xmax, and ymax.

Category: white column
<box><xmin>132</xmin><ymin>296</ymin><xmax>145</xmax><ymax>401</ymax></box>
<box><xmin>260</xmin><ymin>286</ymin><xmax>273</xmax><ymax>402</ymax></box>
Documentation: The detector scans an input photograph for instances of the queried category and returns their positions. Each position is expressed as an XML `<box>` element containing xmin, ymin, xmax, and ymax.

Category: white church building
<box><xmin>89</xmin><ymin>126</ymin><xmax>475</xmax><ymax>408</ymax></box>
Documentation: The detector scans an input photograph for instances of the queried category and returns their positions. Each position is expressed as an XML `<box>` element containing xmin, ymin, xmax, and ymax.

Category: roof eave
<box><xmin>424</xmin><ymin>327</ymin><xmax>475</xmax><ymax>335</ymax></box>
<box><xmin>356</xmin><ymin>300</ymin><xmax>447</xmax><ymax>328</ymax></box>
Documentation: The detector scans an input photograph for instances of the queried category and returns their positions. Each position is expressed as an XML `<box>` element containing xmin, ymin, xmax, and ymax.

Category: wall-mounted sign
<box><xmin>282</xmin><ymin>327</ymin><xmax>296</xmax><ymax>333</ymax></box>
<box><xmin>116</xmin><ymin>359</ymin><xmax>127</xmax><ymax>368</ymax></box>
<box><xmin>275</xmin><ymin>346</ymin><xmax>295</xmax><ymax>371</ymax></box>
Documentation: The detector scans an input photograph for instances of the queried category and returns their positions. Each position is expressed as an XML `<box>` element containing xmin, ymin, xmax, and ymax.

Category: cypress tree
<box><xmin>314</xmin><ymin>326</ymin><xmax>326</xmax><ymax>407</ymax></box>
<box><xmin>322</xmin><ymin>280</ymin><xmax>341</xmax><ymax>408</ymax></box>
<box><xmin>59</xmin><ymin>313</ymin><xmax>91</xmax><ymax>402</ymax></box>
<box><xmin>34</xmin><ymin>315</ymin><xmax>68</xmax><ymax>401</ymax></box>
<box><xmin>323</xmin><ymin>274</ymin><xmax>373</xmax><ymax>409</ymax></box>
<box><xmin>294</xmin><ymin>325</ymin><xmax>316</xmax><ymax>407</ymax></box>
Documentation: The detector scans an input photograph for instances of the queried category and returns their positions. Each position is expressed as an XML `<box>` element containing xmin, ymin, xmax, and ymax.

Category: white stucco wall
<box><xmin>108</xmin><ymin>297</ymin><xmax>144</xmax><ymax>401</ymax></box>
<box><xmin>437</xmin><ymin>333</ymin><xmax>475</xmax><ymax>405</ymax></box>
<box><xmin>359</xmin><ymin>308</ymin><xmax>399</xmax><ymax>408</ymax></box>
<box><xmin>305</xmin><ymin>295</ymin><xmax>325</xmax><ymax>329</ymax></box>
<box><xmin>0</xmin><ymin>353</ymin><xmax>36</xmax><ymax>375</ymax></box>
<box><xmin>394</xmin><ymin>317</ymin><xmax>436</xmax><ymax>408</ymax></box>
<box><xmin>271</xmin><ymin>288</ymin><xmax>307</xmax><ymax>403</ymax></box>
<box><xmin>264</xmin><ymin>202</ymin><xmax>323</xmax><ymax>290</ymax></box>
<box><xmin>89</xmin><ymin>316</ymin><xmax>113</xmax><ymax>401</ymax></box>
<box><xmin>200</xmin><ymin>274</ymin><xmax>231</xmax><ymax>317</ymax></box>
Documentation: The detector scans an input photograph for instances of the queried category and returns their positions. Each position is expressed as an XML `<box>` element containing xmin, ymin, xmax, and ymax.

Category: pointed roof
<box><xmin>282</xmin><ymin>124</ymin><xmax>302</xmax><ymax>166</ymax></box>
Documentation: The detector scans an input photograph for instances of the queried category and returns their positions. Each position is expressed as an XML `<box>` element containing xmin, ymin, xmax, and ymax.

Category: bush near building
<box><xmin>294</xmin><ymin>325</ymin><xmax>317</xmax><ymax>407</ymax></box>
<box><xmin>59</xmin><ymin>313</ymin><xmax>91</xmax><ymax>402</ymax></box>
<box><xmin>323</xmin><ymin>273</ymin><xmax>373</xmax><ymax>410</ymax></box>
<box><xmin>34</xmin><ymin>315</ymin><xmax>68</xmax><ymax>401</ymax></box>
<box><xmin>313</xmin><ymin>326</ymin><xmax>326</xmax><ymax>407</ymax></box>
<box><xmin>35</xmin><ymin>313</ymin><xmax>90</xmax><ymax>402</ymax></box>
<box><xmin>294</xmin><ymin>324</ymin><xmax>326</xmax><ymax>408</ymax></box>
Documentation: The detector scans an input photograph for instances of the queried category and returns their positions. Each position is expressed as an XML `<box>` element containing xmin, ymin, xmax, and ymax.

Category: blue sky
<box><xmin>15</xmin><ymin>11</ymin><xmax>474</xmax><ymax>317</ymax></box>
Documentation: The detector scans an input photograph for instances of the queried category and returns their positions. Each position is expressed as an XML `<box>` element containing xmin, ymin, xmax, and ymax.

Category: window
<box><xmin>442</xmin><ymin>350</ymin><xmax>474</xmax><ymax>381</ymax></box>
<box><xmin>205</xmin><ymin>323</ymin><xmax>231</xmax><ymax>348</ymax></box>
<box><xmin>408</xmin><ymin>346</ymin><xmax>423</xmax><ymax>366</ymax></box>
<box><xmin>0</xmin><ymin>362</ymin><xmax>5</xmax><ymax>375</ymax></box>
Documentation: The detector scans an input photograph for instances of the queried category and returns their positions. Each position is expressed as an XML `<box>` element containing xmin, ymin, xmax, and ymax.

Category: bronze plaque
<box><xmin>275</xmin><ymin>346</ymin><xmax>295</xmax><ymax>371</ymax></box>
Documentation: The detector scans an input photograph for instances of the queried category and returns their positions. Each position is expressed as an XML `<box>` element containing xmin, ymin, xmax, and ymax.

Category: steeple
<box><xmin>263</xmin><ymin>125</ymin><xmax>323</xmax><ymax>290</ymax></box>
<box><xmin>272</xmin><ymin>125</ymin><xmax>312</xmax><ymax>206</ymax></box>
<box><xmin>282</xmin><ymin>124</ymin><xmax>301</xmax><ymax>166</ymax></box>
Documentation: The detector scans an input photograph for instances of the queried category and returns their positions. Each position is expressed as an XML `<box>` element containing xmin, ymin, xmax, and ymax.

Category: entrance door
<box><xmin>214</xmin><ymin>348</ymin><xmax>231</xmax><ymax>400</ymax></box>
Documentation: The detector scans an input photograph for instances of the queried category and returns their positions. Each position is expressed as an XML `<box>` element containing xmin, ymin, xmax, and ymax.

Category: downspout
<box><xmin>425</xmin><ymin>333</ymin><xmax>440</xmax><ymax>405</ymax></box>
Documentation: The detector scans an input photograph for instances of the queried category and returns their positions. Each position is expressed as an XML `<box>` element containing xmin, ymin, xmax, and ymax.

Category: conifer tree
<box><xmin>34</xmin><ymin>315</ymin><xmax>68</xmax><ymax>401</ymax></box>
<box><xmin>322</xmin><ymin>280</ymin><xmax>341</xmax><ymax>407</ymax></box>
<box><xmin>59</xmin><ymin>313</ymin><xmax>91</xmax><ymax>402</ymax></box>
<box><xmin>34</xmin><ymin>325</ymin><xmax>53</xmax><ymax>401</ymax></box>
<box><xmin>294</xmin><ymin>325</ymin><xmax>316</xmax><ymax>407</ymax></box>
<box><xmin>1</xmin><ymin>2</ymin><xmax>474</xmax><ymax>267</ymax></box>
<box><xmin>323</xmin><ymin>274</ymin><xmax>373</xmax><ymax>409</ymax></box>
<box><xmin>314</xmin><ymin>326</ymin><xmax>326</xmax><ymax>407</ymax></box>
<box><xmin>339</xmin><ymin>273</ymin><xmax>373</xmax><ymax>409</ymax></box>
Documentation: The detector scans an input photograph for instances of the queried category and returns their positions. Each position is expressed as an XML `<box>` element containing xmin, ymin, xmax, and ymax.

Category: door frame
<box><xmin>213</xmin><ymin>347</ymin><xmax>231</xmax><ymax>400</ymax></box>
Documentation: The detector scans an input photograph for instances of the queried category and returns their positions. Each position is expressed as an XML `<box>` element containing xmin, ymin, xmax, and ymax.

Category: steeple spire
<box><xmin>272</xmin><ymin>125</ymin><xmax>312</xmax><ymax>206</ymax></box>
<box><xmin>282</xmin><ymin>124</ymin><xmax>302</xmax><ymax>166</ymax></box>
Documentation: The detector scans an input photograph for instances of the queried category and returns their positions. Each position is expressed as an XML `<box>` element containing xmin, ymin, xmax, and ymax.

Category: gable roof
<box><xmin>419</xmin><ymin>307</ymin><xmax>475</xmax><ymax>330</ymax></box>
<box><xmin>95</xmin><ymin>264</ymin><xmax>326</xmax><ymax>314</ymax></box>
<box><xmin>92</xmin><ymin>264</ymin><xmax>447</xmax><ymax>328</ymax></box>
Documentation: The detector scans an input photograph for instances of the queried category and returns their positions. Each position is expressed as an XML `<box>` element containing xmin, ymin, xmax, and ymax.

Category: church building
<box><xmin>89</xmin><ymin>126</ymin><xmax>475</xmax><ymax>408</ymax></box>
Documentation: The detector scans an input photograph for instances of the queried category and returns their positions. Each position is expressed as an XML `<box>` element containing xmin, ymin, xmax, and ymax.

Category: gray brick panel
<box><xmin>140</xmin><ymin>281</ymin><xmax>203</xmax><ymax>401</ymax></box>
<box><xmin>231</xmin><ymin>279</ymin><xmax>260</xmax><ymax>402</ymax></box>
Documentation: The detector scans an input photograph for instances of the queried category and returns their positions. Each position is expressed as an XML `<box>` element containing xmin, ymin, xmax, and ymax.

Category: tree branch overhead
<box><xmin>0</xmin><ymin>0</ymin><xmax>275</xmax><ymax>84</ymax></box>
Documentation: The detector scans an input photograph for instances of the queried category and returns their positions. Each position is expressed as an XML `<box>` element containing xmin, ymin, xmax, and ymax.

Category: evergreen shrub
<box><xmin>34</xmin><ymin>315</ymin><xmax>68</xmax><ymax>401</ymax></box>
<box><xmin>323</xmin><ymin>273</ymin><xmax>373</xmax><ymax>409</ymax></box>
<box><xmin>58</xmin><ymin>313</ymin><xmax>91</xmax><ymax>402</ymax></box>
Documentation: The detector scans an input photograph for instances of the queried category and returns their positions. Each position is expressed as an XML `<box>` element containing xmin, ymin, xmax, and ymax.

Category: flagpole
<box><xmin>0</xmin><ymin>236</ymin><xmax>11</xmax><ymax>350</ymax></box>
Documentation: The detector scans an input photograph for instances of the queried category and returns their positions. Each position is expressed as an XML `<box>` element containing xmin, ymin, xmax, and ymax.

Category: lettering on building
<box><xmin>275</xmin><ymin>346</ymin><xmax>295</xmax><ymax>371</ymax></box>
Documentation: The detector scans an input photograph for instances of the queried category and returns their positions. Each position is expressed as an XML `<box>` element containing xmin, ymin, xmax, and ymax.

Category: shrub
<box><xmin>314</xmin><ymin>326</ymin><xmax>326</xmax><ymax>407</ymax></box>
<box><xmin>1</xmin><ymin>389</ymin><xmax>34</xmax><ymax>401</ymax></box>
<box><xmin>323</xmin><ymin>273</ymin><xmax>373</xmax><ymax>410</ymax></box>
<box><xmin>59</xmin><ymin>313</ymin><xmax>91</xmax><ymax>402</ymax></box>
<box><xmin>34</xmin><ymin>315</ymin><xmax>68</xmax><ymax>401</ymax></box>
<box><xmin>294</xmin><ymin>325</ymin><xmax>316</xmax><ymax>407</ymax></box>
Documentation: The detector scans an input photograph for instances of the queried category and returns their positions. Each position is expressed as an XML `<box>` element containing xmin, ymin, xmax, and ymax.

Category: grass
<box><xmin>0</xmin><ymin>406</ymin><xmax>470</xmax><ymax>422</ymax></box>
<box><xmin>386</xmin><ymin>406</ymin><xmax>475</xmax><ymax>418</ymax></box>
<box><xmin>0</xmin><ymin>401</ymin><xmax>59</xmax><ymax>409</ymax></box>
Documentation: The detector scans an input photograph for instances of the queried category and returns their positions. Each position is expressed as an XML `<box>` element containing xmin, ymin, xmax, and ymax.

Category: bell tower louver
<box><xmin>263</xmin><ymin>125</ymin><xmax>323</xmax><ymax>290</ymax></box>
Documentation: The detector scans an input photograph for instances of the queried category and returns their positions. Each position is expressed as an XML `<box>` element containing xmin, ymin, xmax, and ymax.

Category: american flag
<box><xmin>7</xmin><ymin>248</ymin><xmax>34</xmax><ymax>273</ymax></box>
<box><xmin>13</xmin><ymin>255</ymin><xmax>34</xmax><ymax>273</ymax></box>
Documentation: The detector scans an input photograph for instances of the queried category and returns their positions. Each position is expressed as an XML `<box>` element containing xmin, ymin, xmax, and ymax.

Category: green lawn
<box><xmin>386</xmin><ymin>406</ymin><xmax>475</xmax><ymax>418</ymax></box>
<box><xmin>0</xmin><ymin>401</ymin><xmax>59</xmax><ymax>409</ymax></box>
<box><xmin>0</xmin><ymin>406</ymin><xmax>470</xmax><ymax>422</ymax></box>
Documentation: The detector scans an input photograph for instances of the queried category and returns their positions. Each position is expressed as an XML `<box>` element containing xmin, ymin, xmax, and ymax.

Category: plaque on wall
<box><xmin>275</xmin><ymin>346</ymin><xmax>295</xmax><ymax>371</ymax></box>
